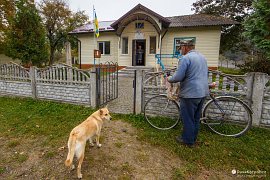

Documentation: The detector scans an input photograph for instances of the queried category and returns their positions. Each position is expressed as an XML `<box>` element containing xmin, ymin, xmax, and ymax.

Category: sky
<box><xmin>66</xmin><ymin>0</ymin><xmax>196</xmax><ymax>21</ymax></box>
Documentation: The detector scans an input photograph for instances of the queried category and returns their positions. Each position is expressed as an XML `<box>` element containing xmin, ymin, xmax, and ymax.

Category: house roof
<box><xmin>69</xmin><ymin>5</ymin><xmax>239</xmax><ymax>34</ymax></box>
<box><xmin>69</xmin><ymin>21</ymin><xmax>115</xmax><ymax>34</ymax></box>
<box><xmin>111</xmin><ymin>4</ymin><xmax>171</xmax><ymax>30</ymax></box>
<box><xmin>167</xmin><ymin>14</ymin><xmax>239</xmax><ymax>27</ymax></box>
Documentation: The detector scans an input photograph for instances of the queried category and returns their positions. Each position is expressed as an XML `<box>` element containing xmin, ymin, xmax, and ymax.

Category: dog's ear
<box><xmin>99</xmin><ymin>109</ymin><xmax>103</xmax><ymax>115</ymax></box>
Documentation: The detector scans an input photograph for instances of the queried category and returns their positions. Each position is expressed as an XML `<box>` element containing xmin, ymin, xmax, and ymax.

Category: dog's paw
<box><xmin>97</xmin><ymin>144</ymin><xmax>102</xmax><ymax>148</ymax></box>
<box><xmin>89</xmin><ymin>142</ymin><xmax>95</xmax><ymax>147</ymax></box>
<box><xmin>71</xmin><ymin>164</ymin><xmax>75</xmax><ymax>170</ymax></box>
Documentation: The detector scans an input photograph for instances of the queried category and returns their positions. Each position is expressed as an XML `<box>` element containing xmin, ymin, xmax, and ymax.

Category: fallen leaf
<box><xmin>58</xmin><ymin>146</ymin><xmax>65</xmax><ymax>151</ymax></box>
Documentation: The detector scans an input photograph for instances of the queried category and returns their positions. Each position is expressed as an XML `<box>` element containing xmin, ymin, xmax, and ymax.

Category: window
<box><xmin>174</xmin><ymin>37</ymin><xmax>196</xmax><ymax>55</ymax></box>
<box><xmin>98</xmin><ymin>41</ymin><xmax>110</xmax><ymax>55</ymax></box>
<box><xmin>135</xmin><ymin>22</ymin><xmax>144</xmax><ymax>29</ymax></box>
<box><xmin>122</xmin><ymin>37</ymin><xmax>128</xmax><ymax>54</ymax></box>
<box><xmin>149</xmin><ymin>36</ymin><xmax>156</xmax><ymax>54</ymax></box>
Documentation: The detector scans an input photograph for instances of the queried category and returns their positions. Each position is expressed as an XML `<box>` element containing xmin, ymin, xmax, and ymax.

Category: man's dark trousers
<box><xmin>179</xmin><ymin>97</ymin><xmax>206</xmax><ymax>145</ymax></box>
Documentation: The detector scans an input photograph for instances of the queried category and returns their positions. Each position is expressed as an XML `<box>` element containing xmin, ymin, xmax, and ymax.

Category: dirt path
<box><xmin>0</xmin><ymin>120</ymin><xmax>184</xmax><ymax>179</ymax></box>
<box><xmin>0</xmin><ymin>120</ymin><xmax>233</xmax><ymax>179</ymax></box>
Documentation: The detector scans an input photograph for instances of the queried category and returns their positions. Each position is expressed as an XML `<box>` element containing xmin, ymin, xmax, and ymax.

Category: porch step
<box><xmin>117</xmin><ymin>66</ymin><xmax>154</xmax><ymax>77</ymax></box>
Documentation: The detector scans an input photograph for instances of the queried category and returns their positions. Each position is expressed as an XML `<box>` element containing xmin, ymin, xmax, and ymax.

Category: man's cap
<box><xmin>181</xmin><ymin>39</ymin><xmax>195</xmax><ymax>46</ymax></box>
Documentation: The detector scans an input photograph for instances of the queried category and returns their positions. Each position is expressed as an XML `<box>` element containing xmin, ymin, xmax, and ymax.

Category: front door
<box><xmin>132</xmin><ymin>40</ymin><xmax>146</xmax><ymax>66</ymax></box>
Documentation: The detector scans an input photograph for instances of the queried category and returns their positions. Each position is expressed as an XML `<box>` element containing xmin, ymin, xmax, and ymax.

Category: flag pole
<box><xmin>93</xmin><ymin>5</ymin><xmax>96</xmax><ymax>66</ymax></box>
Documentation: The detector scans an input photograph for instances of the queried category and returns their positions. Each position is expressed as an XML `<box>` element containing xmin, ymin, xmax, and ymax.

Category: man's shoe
<box><xmin>194</xmin><ymin>141</ymin><xmax>202</xmax><ymax>146</ymax></box>
<box><xmin>175</xmin><ymin>137</ymin><xmax>194</xmax><ymax>148</ymax></box>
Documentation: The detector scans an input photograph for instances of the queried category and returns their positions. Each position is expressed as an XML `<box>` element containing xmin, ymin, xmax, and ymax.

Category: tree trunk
<box><xmin>49</xmin><ymin>47</ymin><xmax>55</xmax><ymax>65</ymax></box>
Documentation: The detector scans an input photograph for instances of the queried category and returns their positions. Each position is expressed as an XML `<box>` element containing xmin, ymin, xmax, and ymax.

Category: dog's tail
<box><xmin>65</xmin><ymin>132</ymin><xmax>76</xmax><ymax>167</ymax></box>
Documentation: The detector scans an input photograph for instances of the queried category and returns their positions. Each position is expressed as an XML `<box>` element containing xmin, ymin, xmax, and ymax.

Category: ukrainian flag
<box><xmin>94</xmin><ymin>10</ymin><xmax>99</xmax><ymax>38</ymax></box>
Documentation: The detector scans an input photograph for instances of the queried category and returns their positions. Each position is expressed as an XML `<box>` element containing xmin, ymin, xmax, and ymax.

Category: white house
<box><xmin>69</xmin><ymin>4</ymin><xmax>238</xmax><ymax>70</ymax></box>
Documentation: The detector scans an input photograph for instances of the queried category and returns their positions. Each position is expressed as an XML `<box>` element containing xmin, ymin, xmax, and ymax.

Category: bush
<box><xmin>237</xmin><ymin>55</ymin><xmax>270</xmax><ymax>75</ymax></box>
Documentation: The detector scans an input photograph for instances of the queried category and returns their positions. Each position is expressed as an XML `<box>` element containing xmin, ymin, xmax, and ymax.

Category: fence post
<box><xmin>90</xmin><ymin>68</ymin><xmax>97</xmax><ymax>108</ymax></box>
<box><xmin>135</xmin><ymin>69</ymin><xmax>143</xmax><ymax>114</ymax></box>
<box><xmin>244</xmin><ymin>72</ymin><xmax>255</xmax><ymax>107</ymax></box>
<box><xmin>250</xmin><ymin>72</ymin><xmax>268</xmax><ymax>126</ymax></box>
<box><xmin>30</xmin><ymin>66</ymin><xmax>37</xmax><ymax>99</ymax></box>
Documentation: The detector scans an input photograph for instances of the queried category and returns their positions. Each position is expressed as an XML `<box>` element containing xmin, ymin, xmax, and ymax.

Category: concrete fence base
<box><xmin>139</xmin><ymin>70</ymin><xmax>270</xmax><ymax>128</ymax></box>
<box><xmin>0</xmin><ymin>63</ymin><xmax>98</xmax><ymax>107</ymax></box>
<box><xmin>1</xmin><ymin>62</ymin><xmax>270</xmax><ymax>127</ymax></box>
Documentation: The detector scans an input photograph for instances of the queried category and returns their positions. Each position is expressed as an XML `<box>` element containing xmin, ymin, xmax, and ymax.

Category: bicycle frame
<box><xmin>200</xmin><ymin>93</ymin><xmax>226</xmax><ymax>125</ymax></box>
<box><xmin>202</xmin><ymin>87</ymin><xmax>252</xmax><ymax>119</ymax></box>
<box><xmin>209</xmin><ymin>93</ymin><xmax>226</xmax><ymax>114</ymax></box>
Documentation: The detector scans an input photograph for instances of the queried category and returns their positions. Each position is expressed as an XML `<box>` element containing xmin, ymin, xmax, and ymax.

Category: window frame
<box><xmin>149</xmin><ymin>36</ymin><xmax>157</xmax><ymax>54</ymax></box>
<box><xmin>173</xmin><ymin>37</ymin><xmax>196</xmax><ymax>55</ymax></box>
<box><xmin>97</xmin><ymin>41</ymin><xmax>111</xmax><ymax>55</ymax></box>
<box><xmin>121</xmin><ymin>37</ymin><xmax>129</xmax><ymax>55</ymax></box>
<box><xmin>135</xmin><ymin>22</ymin><xmax>144</xmax><ymax>29</ymax></box>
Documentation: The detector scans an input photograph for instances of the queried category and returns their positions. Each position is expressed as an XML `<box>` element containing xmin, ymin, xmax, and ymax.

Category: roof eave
<box><xmin>169</xmin><ymin>23</ymin><xmax>240</xmax><ymax>28</ymax></box>
<box><xmin>111</xmin><ymin>3</ymin><xmax>171</xmax><ymax>29</ymax></box>
<box><xmin>68</xmin><ymin>30</ymin><xmax>116</xmax><ymax>35</ymax></box>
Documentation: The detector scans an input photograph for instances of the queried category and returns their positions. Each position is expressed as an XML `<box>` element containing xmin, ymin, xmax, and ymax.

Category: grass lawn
<box><xmin>116</xmin><ymin>114</ymin><xmax>270</xmax><ymax>176</ymax></box>
<box><xmin>0</xmin><ymin>96</ymin><xmax>269</xmax><ymax>178</ymax></box>
<box><xmin>218</xmin><ymin>67</ymin><xmax>245</xmax><ymax>75</ymax></box>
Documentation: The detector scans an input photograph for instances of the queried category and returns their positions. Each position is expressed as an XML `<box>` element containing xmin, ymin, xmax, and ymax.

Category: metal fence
<box><xmin>96</xmin><ymin>62</ymin><xmax>118</xmax><ymax>107</ymax></box>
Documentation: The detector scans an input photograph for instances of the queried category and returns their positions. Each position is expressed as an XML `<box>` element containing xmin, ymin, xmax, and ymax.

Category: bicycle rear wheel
<box><xmin>202</xmin><ymin>96</ymin><xmax>252</xmax><ymax>137</ymax></box>
<box><xmin>144</xmin><ymin>94</ymin><xmax>180</xmax><ymax>130</ymax></box>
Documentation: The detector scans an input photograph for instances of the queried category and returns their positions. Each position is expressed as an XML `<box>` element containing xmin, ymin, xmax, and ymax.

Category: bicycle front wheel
<box><xmin>144</xmin><ymin>94</ymin><xmax>180</xmax><ymax>130</ymax></box>
<box><xmin>202</xmin><ymin>96</ymin><xmax>252</xmax><ymax>137</ymax></box>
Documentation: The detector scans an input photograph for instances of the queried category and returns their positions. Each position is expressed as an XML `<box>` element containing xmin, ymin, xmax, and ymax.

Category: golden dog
<box><xmin>65</xmin><ymin>106</ymin><xmax>112</xmax><ymax>178</ymax></box>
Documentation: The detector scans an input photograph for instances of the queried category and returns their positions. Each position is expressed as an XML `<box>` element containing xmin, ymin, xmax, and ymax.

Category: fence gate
<box><xmin>96</xmin><ymin>62</ymin><xmax>118</xmax><ymax>107</ymax></box>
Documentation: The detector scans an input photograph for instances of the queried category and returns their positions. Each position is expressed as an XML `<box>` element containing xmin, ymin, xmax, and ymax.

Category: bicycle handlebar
<box><xmin>209</xmin><ymin>82</ymin><xmax>216</xmax><ymax>89</ymax></box>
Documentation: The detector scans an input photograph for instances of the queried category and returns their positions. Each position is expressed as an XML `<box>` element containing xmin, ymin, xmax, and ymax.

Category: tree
<box><xmin>39</xmin><ymin>0</ymin><xmax>88</xmax><ymax>65</ymax></box>
<box><xmin>0</xmin><ymin>0</ymin><xmax>15</xmax><ymax>53</ymax></box>
<box><xmin>244</xmin><ymin>0</ymin><xmax>270</xmax><ymax>60</ymax></box>
<box><xmin>4</xmin><ymin>0</ymin><xmax>48</xmax><ymax>66</ymax></box>
<box><xmin>192</xmin><ymin>0</ymin><xmax>253</xmax><ymax>53</ymax></box>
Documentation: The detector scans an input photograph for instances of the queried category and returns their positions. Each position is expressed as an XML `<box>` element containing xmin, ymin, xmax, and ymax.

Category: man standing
<box><xmin>168</xmin><ymin>40</ymin><xmax>209</xmax><ymax>147</ymax></box>
<box><xmin>137</xmin><ymin>45</ymin><xmax>144</xmax><ymax>65</ymax></box>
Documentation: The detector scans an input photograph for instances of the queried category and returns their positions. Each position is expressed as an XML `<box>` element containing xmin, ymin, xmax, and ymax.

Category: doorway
<box><xmin>132</xmin><ymin>40</ymin><xmax>146</xmax><ymax>66</ymax></box>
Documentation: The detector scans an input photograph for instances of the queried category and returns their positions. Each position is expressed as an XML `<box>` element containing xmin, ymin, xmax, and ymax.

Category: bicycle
<box><xmin>144</xmin><ymin>71</ymin><xmax>253</xmax><ymax>137</ymax></box>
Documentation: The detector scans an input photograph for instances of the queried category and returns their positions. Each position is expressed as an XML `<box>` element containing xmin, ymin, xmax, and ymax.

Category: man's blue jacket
<box><xmin>168</xmin><ymin>50</ymin><xmax>209</xmax><ymax>98</ymax></box>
